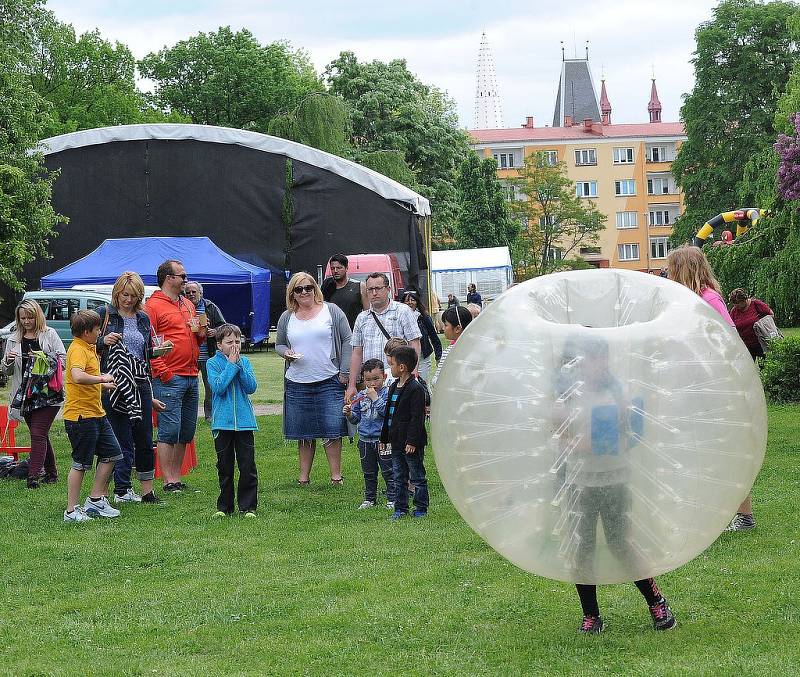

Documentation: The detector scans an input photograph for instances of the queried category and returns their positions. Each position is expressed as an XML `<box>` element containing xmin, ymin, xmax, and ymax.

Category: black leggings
<box><xmin>576</xmin><ymin>578</ymin><xmax>662</xmax><ymax>617</ymax></box>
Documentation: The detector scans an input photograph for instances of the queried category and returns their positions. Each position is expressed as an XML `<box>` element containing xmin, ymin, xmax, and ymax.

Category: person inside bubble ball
<box><xmin>553</xmin><ymin>335</ymin><xmax>676</xmax><ymax>634</ymax></box>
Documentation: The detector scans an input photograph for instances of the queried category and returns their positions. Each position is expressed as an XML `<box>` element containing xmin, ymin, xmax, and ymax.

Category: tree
<box><xmin>454</xmin><ymin>153</ymin><xmax>518</xmax><ymax>249</ymax></box>
<box><xmin>325</xmin><ymin>52</ymin><xmax>472</xmax><ymax>245</ymax></box>
<box><xmin>140</xmin><ymin>27</ymin><xmax>322</xmax><ymax>133</ymax></box>
<box><xmin>0</xmin><ymin>0</ymin><xmax>64</xmax><ymax>292</ymax></box>
<box><xmin>671</xmin><ymin>0</ymin><xmax>799</xmax><ymax>244</ymax></box>
<box><xmin>509</xmin><ymin>152</ymin><xmax>604</xmax><ymax>279</ymax></box>
<box><xmin>24</xmin><ymin>10</ymin><xmax>180</xmax><ymax>137</ymax></box>
<box><xmin>359</xmin><ymin>150</ymin><xmax>419</xmax><ymax>189</ymax></box>
<box><xmin>267</xmin><ymin>93</ymin><xmax>351</xmax><ymax>156</ymax></box>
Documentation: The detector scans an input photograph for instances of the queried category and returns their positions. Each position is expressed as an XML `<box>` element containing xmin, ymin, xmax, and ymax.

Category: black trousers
<box><xmin>214</xmin><ymin>430</ymin><xmax>258</xmax><ymax>513</ymax></box>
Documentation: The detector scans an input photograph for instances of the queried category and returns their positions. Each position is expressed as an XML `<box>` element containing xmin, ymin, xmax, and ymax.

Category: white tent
<box><xmin>431</xmin><ymin>246</ymin><xmax>512</xmax><ymax>303</ymax></box>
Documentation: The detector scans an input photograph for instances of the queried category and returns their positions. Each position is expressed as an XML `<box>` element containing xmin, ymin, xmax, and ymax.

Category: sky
<box><xmin>48</xmin><ymin>0</ymin><xmax>722</xmax><ymax>129</ymax></box>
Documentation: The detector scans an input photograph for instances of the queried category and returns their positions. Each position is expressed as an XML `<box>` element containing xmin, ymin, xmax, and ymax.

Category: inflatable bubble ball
<box><xmin>431</xmin><ymin>269</ymin><xmax>767</xmax><ymax>585</ymax></box>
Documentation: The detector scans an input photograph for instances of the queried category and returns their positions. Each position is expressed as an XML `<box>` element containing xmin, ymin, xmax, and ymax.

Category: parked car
<box><xmin>324</xmin><ymin>253</ymin><xmax>404</xmax><ymax>299</ymax></box>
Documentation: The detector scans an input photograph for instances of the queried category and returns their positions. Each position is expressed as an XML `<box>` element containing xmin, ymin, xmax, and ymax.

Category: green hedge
<box><xmin>761</xmin><ymin>335</ymin><xmax>800</xmax><ymax>403</ymax></box>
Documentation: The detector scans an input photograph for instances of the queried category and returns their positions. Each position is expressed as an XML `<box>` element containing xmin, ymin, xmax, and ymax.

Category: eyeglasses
<box><xmin>169</xmin><ymin>273</ymin><xmax>188</xmax><ymax>280</ymax></box>
<box><xmin>366</xmin><ymin>285</ymin><xmax>388</xmax><ymax>294</ymax></box>
<box><xmin>293</xmin><ymin>285</ymin><xmax>315</xmax><ymax>295</ymax></box>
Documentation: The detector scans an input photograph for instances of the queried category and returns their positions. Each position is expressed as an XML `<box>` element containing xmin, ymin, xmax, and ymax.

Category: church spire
<box><xmin>473</xmin><ymin>32</ymin><xmax>504</xmax><ymax>129</ymax></box>
<box><xmin>599</xmin><ymin>79</ymin><xmax>611</xmax><ymax>125</ymax></box>
<box><xmin>648</xmin><ymin>78</ymin><xmax>662</xmax><ymax>123</ymax></box>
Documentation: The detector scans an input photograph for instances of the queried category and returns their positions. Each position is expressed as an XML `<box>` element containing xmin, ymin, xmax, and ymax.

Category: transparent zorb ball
<box><xmin>431</xmin><ymin>270</ymin><xmax>766</xmax><ymax>584</ymax></box>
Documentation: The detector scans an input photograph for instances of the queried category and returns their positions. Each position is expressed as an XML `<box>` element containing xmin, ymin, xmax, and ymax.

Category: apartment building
<box><xmin>470</xmin><ymin>54</ymin><xmax>687</xmax><ymax>272</ymax></box>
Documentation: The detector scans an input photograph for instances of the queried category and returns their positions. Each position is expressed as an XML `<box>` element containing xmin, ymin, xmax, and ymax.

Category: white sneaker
<box><xmin>386</xmin><ymin>501</ymin><xmax>395</xmax><ymax>510</ymax></box>
<box><xmin>358</xmin><ymin>500</ymin><xmax>376</xmax><ymax>510</ymax></box>
<box><xmin>84</xmin><ymin>496</ymin><xmax>121</xmax><ymax>518</ymax></box>
<box><xmin>113</xmin><ymin>488</ymin><xmax>142</xmax><ymax>503</ymax></box>
<box><xmin>64</xmin><ymin>505</ymin><xmax>92</xmax><ymax>522</ymax></box>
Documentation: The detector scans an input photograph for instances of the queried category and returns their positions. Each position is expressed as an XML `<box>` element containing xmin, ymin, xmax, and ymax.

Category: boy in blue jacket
<box><xmin>343</xmin><ymin>358</ymin><xmax>395</xmax><ymax>510</ymax></box>
<box><xmin>206</xmin><ymin>324</ymin><xmax>259</xmax><ymax>516</ymax></box>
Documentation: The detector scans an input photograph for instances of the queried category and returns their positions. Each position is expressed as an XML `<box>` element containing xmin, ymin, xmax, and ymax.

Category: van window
<box><xmin>86</xmin><ymin>298</ymin><xmax>107</xmax><ymax>312</ymax></box>
<box><xmin>45</xmin><ymin>298</ymin><xmax>80</xmax><ymax>322</ymax></box>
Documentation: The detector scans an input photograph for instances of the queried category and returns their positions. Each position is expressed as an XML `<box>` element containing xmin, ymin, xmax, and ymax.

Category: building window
<box><xmin>580</xmin><ymin>246</ymin><xmax>601</xmax><ymax>255</ymax></box>
<box><xmin>576</xmin><ymin>181</ymin><xmax>598</xmax><ymax>198</ymax></box>
<box><xmin>574</xmin><ymin>148</ymin><xmax>597</xmax><ymax>166</ymax></box>
<box><xmin>539</xmin><ymin>214</ymin><xmax>557</xmax><ymax>227</ymax></box>
<box><xmin>618</xmin><ymin>243</ymin><xmax>640</xmax><ymax>261</ymax></box>
<box><xmin>649</xmin><ymin>146</ymin><xmax>668</xmax><ymax>162</ymax></box>
<box><xmin>544</xmin><ymin>150</ymin><xmax>558</xmax><ymax>166</ymax></box>
<box><xmin>613</xmin><ymin>147</ymin><xmax>634</xmax><ymax>164</ymax></box>
<box><xmin>647</xmin><ymin>176</ymin><xmax>672</xmax><ymax>195</ymax></box>
<box><xmin>615</xmin><ymin>179</ymin><xmax>636</xmax><ymax>196</ymax></box>
<box><xmin>545</xmin><ymin>246</ymin><xmax>564</xmax><ymax>261</ymax></box>
<box><xmin>650</xmin><ymin>237</ymin><xmax>672</xmax><ymax>259</ymax></box>
<box><xmin>616</xmin><ymin>211</ymin><xmax>638</xmax><ymax>229</ymax></box>
<box><xmin>492</xmin><ymin>152</ymin><xmax>517</xmax><ymax>169</ymax></box>
<box><xmin>648</xmin><ymin>209</ymin><xmax>671</xmax><ymax>226</ymax></box>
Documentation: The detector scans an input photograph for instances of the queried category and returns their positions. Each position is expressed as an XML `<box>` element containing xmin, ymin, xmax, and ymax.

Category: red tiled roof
<box><xmin>469</xmin><ymin>121</ymin><xmax>684</xmax><ymax>144</ymax></box>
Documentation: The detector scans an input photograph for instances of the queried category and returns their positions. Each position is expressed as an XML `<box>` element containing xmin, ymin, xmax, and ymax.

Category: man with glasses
<box><xmin>346</xmin><ymin>272</ymin><xmax>421</xmax><ymax>403</ymax></box>
<box><xmin>145</xmin><ymin>260</ymin><xmax>206</xmax><ymax>492</ymax></box>
<box><xmin>184</xmin><ymin>281</ymin><xmax>225</xmax><ymax>421</ymax></box>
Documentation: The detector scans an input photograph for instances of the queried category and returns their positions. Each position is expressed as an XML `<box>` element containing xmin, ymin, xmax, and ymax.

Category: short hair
<box><xmin>390</xmin><ymin>346</ymin><xmax>418</xmax><ymax>372</ymax></box>
<box><xmin>329</xmin><ymin>254</ymin><xmax>348</xmax><ymax>269</ymax></box>
<box><xmin>215</xmin><ymin>323</ymin><xmax>241</xmax><ymax>341</ymax></box>
<box><xmin>185</xmin><ymin>280</ymin><xmax>204</xmax><ymax>295</ymax></box>
<box><xmin>384</xmin><ymin>337</ymin><xmax>408</xmax><ymax>355</ymax></box>
<box><xmin>157</xmin><ymin>259</ymin><xmax>182</xmax><ymax>287</ymax></box>
<box><xmin>367</xmin><ymin>272</ymin><xmax>389</xmax><ymax>287</ymax></box>
<box><xmin>361</xmin><ymin>358</ymin><xmax>384</xmax><ymax>376</ymax></box>
<box><xmin>71</xmin><ymin>309</ymin><xmax>101</xmax><ymax>337</ymax></box>
<box><xmin>729</xmin><ymin>288</ymin><xmax>749</xmax><ymax>304</ymax></box>
<box><xmin>285</xmin><ymin>272</ymin><xmax>324</xmax><ymax>312</ymax></box>
<box><xmin>14</xmin><ymin>299</ymin><xmax>46</xmax><ymax>338</ymax></box>
<box><xmin>442</xmin><ymin>305</ymin><xmax>472</xmax><ymax>330</ymax></box>
<box><xmin>112</xmin><ymin>271</ymin><xmax>145</xmax><ymax>311</ymax></box>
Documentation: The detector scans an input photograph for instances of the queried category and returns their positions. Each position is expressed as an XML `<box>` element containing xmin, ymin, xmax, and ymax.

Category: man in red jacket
<box><xmin>146</xmin><ymin>260</ymin><xmax>205</xmax><ymax>492</ymax></box>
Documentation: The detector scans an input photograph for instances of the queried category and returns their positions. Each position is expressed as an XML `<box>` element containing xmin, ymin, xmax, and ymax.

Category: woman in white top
<box><xmin>276</xmin><ymin>273</ymin><xmax>352</xmax><ymax>485</ymax></box>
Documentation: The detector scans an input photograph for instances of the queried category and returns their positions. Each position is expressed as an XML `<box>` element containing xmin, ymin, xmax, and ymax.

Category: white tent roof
<box><xmin>37</xmin><ymin>123</ymin><xmax>431</xmax><ymax>216</ymax></box>
<box><xmin>431</xmin><ymin>246</ymin><xmax>512</xmax><ymax>272</ymax></box>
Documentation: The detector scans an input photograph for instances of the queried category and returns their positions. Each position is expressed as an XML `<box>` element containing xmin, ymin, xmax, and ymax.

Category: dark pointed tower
<box><xmin>552</xmin><ymin>41</ymin><xmax>601</xmax><ymax>127</ymax></box>
<box><xmin>648</xmin><ymin>78</ymin><xmax>662</xmax><ymax>123</ymax></box>
<box><xmin>599</xmin><ymin>79</ymin><xmax>611</xmax><ymax>125</ymax></box>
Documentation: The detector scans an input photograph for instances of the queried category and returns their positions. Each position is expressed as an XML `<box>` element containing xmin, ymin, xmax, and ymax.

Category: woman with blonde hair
<box><xmin>2</xmin><ymin>299</ymin><xmax>66</xmax><ymax>487</ymax></box>
<box><xmin>96</xmin><ymin>272</ymin><xmax>167</xmax><ymax>504</ymax></box>
<box><xmin>666</xmin><ymin>245</ymin><xmax>734</xmax><ymax>325</ymax></box>
<box><xmin>276</xmin><ymin>272</ymin><xmax>352</xmax><ymax>485</ymax></box>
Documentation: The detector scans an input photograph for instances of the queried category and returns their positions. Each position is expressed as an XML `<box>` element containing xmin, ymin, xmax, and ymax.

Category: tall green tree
<box><xmin>671</xmin><ymin>0</ymin><xmax>799</xmax><ymax>244</ymax></box>
<box><xmin>0</xmin><ymin>0</ymin><xmax>64</xmax><ymax>291</ymax></box>
<box><xmin>325</xmin><ymin>52</ymin><xmax>472</xmax><ymax>245</ymax></box>
<box><xmin>454</xmin><ymin>153</ymin><xmax>518</xmax><ymax>249</ymax></box>
<box><xmin>140</xmin><ymin>27</ymin><xmax>322</xmax><ymax>132</ymax></box>
<box><xmin>24</xmin><ymin>9</ymin><xmax>179</xmax><ymax>137</ymax></box>
<box><xmin>509</xmin><ymin>152</ymin><xmax>603</xmax><ymax>279</ymax></box>
<box><xmin>267</xmin><ymin>93</ymin><xmax>351</xmax><ymax>156</ymax></box>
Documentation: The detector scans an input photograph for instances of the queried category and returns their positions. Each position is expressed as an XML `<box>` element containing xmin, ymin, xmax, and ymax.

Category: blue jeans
<box><xmin>392</xmin><ymin>445</ymin><xmax>429</xmax><ymax>514</ymax></box>
<box><xmin>152</xmin><ymin>375</ymin><xmax>199</xmax><ymax>444</ymax></box>
<box><xmin>104</xmin><ymin>381</ymin><xmax>155</xmax><ymax>492</ymax></box>
<box><xmin>359</xmin><ymin>439</ymin><xmax>395</xmax><ymax>503</ymax></box>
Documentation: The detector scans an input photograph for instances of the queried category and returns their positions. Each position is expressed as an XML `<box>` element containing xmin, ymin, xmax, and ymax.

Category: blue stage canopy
<box><xmin>41</xmin><ymin>236</ymin><xmax>270</xmax><ymax>342</ymax></box>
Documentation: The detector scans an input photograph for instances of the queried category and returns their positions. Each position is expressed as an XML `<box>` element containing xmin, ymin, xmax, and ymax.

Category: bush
<box><xmin>760</xmin><ymin>335</ymin><xmax>800</xmax><ymax>402</ymax></box>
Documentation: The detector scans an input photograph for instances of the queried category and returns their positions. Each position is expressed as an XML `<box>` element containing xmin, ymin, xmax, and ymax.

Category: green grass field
<box><xmin>0</xmin><ymin>404</ymin><xmax>798</xmax><ymax>675</ymax></box>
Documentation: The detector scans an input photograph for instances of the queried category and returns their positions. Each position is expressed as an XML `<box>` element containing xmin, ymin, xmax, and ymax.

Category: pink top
<box><xmin>701</xmin><ymin>288</ymin><xmax>735</xmax><ymax>326</ymax></box>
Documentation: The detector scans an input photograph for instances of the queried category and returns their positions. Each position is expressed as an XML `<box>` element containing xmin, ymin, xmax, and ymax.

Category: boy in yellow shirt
<box><xmin>63</xmin><ymin>310</ymin><xmax>123</xmax><ymax>522</ymax></box>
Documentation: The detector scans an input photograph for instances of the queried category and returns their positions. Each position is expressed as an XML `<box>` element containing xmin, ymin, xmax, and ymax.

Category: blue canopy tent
<box><xmin>41</xmin><ymin>237</ymin><xmax>270</xmax><ymax>342</ymax></box>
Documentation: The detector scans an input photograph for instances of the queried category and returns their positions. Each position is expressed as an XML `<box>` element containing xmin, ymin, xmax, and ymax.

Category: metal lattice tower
<box><xmin>473</xmin><ymin>32</ymin><xmax>504</xmax><ymax>129</ymax></box>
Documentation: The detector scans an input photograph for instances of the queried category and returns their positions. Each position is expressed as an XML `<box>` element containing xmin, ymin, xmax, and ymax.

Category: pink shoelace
<box><xmin>582</xmin><ymin>616</ymin><xmax>599</xmax><ymax>630</ymax></box>
<box><xmin>650</xmin><ymin>602</ymin><xmax>667</xmax><ymax>619</ymax></box>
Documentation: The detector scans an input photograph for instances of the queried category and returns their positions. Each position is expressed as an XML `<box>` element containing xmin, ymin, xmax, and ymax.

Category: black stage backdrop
<box><xmin>3</xmin><ymin>139</ymin><xmax>427</xmax><ymax>326</ymax></box>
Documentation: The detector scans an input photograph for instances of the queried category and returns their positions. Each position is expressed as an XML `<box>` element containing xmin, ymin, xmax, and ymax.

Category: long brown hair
<box><xmin>666</xmin><ymin>245</ymin><xmax>722</xmax><ymax>296</ymax></box>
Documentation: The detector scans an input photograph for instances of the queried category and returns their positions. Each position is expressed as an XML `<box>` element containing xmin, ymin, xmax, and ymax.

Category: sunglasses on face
<box><xmin>293</xmin><ymin>284</ymin><xmax>315</xmax><ymax>294</ymax></box>
<box><xmin>169</xmin><ymin>273</ymin><xmax>188</xmax><ymax>280</ymax></box>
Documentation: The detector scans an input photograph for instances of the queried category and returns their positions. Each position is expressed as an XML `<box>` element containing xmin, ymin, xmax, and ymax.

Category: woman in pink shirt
<box><xmin>666</xmin><ymin>245</ymin><xmax>756</xmax><ymax>532</ymax></box>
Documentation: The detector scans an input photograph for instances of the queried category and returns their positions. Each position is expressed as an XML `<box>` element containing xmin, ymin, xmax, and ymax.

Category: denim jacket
<box><xmin>206</xmin><ymin>352</ymin><xmax>258</xmax><ymax>432</ymax></box>
<box><xmin>346</xmin><ymin>385</ymin><xmax>388</xmax><ymax>442</ymax></box>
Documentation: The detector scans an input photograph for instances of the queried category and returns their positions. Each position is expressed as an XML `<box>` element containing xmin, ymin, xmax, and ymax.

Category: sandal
<box><xmin>331</xmin><ymin>477</ymin><xmax>344</xmax><ymax>486</ymax></box>
<box><xmin>297</xmin><ymin>479</ymin><xmax>310</xmax><ymax>486</ymax></box>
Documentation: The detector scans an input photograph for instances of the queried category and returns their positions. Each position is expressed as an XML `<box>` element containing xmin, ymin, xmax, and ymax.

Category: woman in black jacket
<box><xmin>402</xmin><ymin>291</ymin><xmax>442</xmax><ymax>382</ymax></box>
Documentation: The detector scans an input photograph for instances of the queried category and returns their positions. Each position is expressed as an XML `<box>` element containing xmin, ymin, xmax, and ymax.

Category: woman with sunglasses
<box><xmin>276</xmin><ymin>273</ymin><xmax>353</xmax><ymax>485</ymax></box>
<box><xmin>402</xmin><ymin>291</ymin><xmax>441</xmax><ymax>382</ymax></box>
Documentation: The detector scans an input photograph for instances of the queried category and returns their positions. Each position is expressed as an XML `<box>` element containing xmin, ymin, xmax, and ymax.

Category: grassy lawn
<box><xmin>781</xmin><ymin>326</ymin><xmax>800</xmax><ymax>338</ymax></box>
<box><xmin>0</xmin><ymin>405</ymin><xmax>798</xmax><ymax>675</ymax></box>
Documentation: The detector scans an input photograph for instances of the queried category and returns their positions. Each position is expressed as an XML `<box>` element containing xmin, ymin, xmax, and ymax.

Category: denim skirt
<box><xmin>283</xmin><ymin>375</ymin><xmax>347</xmax><ymax>440</ymax></box>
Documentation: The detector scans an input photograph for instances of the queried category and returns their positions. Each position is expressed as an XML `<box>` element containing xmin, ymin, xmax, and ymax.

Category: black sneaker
<box><xmin>163</xmin><ymin>482</ymin><xmax>182</xmax><ymax>493</ymax></box>
<box><xmin>579</xmin><ymin>615</ymin><xmax>604</xmax><ymax>634</ymax></box>
<box><xmin>141</xmin><ymin>491</ymin><xmax>162</xmax><ymax>504</ymax></box>
<box><xmin>726</xmin><ymin>513</ymin><xmax>756</xmax><ymax>531</ymax></box>
<box><xmin>26</xmin><ymin>478</ymin><xmax>40</xmax><ymax>489</ymax></box>
<box><xmin>176</xmin><ymin>481</ymin><xmax>190</xmax><ymax>490</ymax></box>
<box><xmin>42</xmin><ymin>473</ymin><xmax>58</xmax><ymax>484</ymax></box>
<box><xmin>649</xmin><ymin>599</ymin><xmax>677</xmax><ymax>631</ymax></box>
